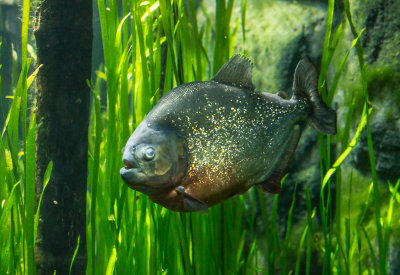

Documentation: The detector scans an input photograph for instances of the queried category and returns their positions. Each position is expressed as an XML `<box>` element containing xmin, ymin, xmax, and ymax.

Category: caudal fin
<box><xmin>292</xmin><ymin>57</ymin><xmax>337</xmax><ymax>135</ymax></box>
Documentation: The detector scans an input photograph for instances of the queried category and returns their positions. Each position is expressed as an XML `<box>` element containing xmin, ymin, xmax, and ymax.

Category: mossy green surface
<box><xmin>233</xmin><ymin>1</ymin><xmax>327</xmax><ymax>92</ymax></box>
<box><xmin>351</xmin><ymin>0</ymin><xmax>400</xmax><ymax>68</ymax></box>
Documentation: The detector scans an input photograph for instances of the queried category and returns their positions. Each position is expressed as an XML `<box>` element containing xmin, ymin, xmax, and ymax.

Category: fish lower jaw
<box><xmin>120</xmin><ymin>167</ymin><xmax>145</xmax><ymax>184</ymax></box>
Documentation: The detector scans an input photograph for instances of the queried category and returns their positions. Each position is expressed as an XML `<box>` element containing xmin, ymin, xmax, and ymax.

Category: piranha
<box><xmin>120</xmin><ymin>55</ymin><xmax>336</xmax><ymax>212</ymax></box>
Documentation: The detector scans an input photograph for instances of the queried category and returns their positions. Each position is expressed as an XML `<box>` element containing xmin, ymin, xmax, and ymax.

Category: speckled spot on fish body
<box><xmin>178</xmin><ymin>90</ymin><xmax>298</xmax><ymax>204</ymax></box>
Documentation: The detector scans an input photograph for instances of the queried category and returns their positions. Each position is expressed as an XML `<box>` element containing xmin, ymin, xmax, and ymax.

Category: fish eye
<box><xmin>143</xmin><ymin>147</ymin><xmax>155</xmax><ymax>161</ymax></box>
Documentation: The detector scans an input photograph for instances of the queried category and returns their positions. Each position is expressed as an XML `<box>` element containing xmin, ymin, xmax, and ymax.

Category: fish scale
<box><xmin>153</xmin><ymin>83</ymin><xmax>297</xmax><ymax>190</ymax></box>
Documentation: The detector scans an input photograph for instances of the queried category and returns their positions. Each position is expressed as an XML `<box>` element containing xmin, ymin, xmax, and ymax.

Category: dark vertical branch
<box><xmin>34</xmin><ymin>0</ymin><xmax>92</xmax><ymax>274</ymax></box>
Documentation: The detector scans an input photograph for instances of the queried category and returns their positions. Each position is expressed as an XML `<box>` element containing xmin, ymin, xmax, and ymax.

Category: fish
<box><xmin>120</xmin><ymin>55</ymin><xmax>337</xmax><ymax>212</ymax></box>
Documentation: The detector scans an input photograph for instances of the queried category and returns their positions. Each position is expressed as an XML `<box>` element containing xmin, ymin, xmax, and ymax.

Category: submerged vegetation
<box><xmin>0</xmin><ymin>0</ymin><xmax>399</xmax><ymax>274</ymax></box>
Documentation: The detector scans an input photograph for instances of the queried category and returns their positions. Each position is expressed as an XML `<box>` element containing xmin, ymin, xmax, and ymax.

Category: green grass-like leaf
<box><xmin>34</xmin><ymin>161</ymin><xmax>53</xmax><ymax>244</ymax></box>
<box><xmin>69</xmin><ymin>235</ymin><xmax>80</xmax><ymax>275</ymax></box>
<box><xmin>24</xmin><ymin>112</ymin><xmax>36</xmax><ymax>275</ymax></box>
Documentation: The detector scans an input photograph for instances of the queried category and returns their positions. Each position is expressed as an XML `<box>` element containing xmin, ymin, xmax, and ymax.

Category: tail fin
<box><xmin>292</xmin><ymin>57</ymin><xmax>337</xmax><ymax>135</ymax></box>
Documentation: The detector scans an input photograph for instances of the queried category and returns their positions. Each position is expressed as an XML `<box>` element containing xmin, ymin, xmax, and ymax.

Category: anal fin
<box><xmin>257</xmin><ymin>125</ymin><xmax>301</xmax><ymax>194</ymax></box>
<box><xmin>258</xmin><ymin>171</ymin><xmax>285</xmax><ymax>193</ymax></box>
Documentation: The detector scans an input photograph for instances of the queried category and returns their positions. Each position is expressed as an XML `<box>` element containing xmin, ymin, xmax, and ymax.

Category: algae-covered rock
<box><xmin>237</xmin><ymin>1</ymin><xmax>329</xmax><ymax>93</ymax></box>
<box><xmin>351</xmin><ymin>67</ymin><xmax>400</xmax><ymax>184</ymax></box>
<box><xmin>0</xmin><ymin>0</ymin><xmax>17</xmax><ymax>5</ymax></box>
<box><xmin>354</xmin><ymin>121</ymin><xmax>400</xmax><ymax>183</ymax></box>
<box><xmin>347</xmin><ymin>0</ymin><xmax>400</xmax><ymax>183</ymax></box>
<box><xmin>342</xmin><ymin>0</ymin><xmax>400</xmax><ymax>270</ymax></box>
<box><xmin>351</xmin><ymin>0</ymin><xmax>400</xmax><ymax>69</ymax></box>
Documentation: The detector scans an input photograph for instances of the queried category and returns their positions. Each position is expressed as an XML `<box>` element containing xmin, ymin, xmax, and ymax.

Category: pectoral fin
<box><xmin>175</xmin><ymin>186</ymin><xmax>208</xmax><ymax>212</ymax></box>
<box><xmin>257</xmin><ymin>125</ymin><xmax>301</xmax><ymax>193</ymax></box>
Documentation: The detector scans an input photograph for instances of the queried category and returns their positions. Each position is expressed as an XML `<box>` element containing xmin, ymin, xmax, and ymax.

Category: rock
<box><xmin>0</xmin><ymin>0</ymin><xmax>17</xmax><ymax>5</ymax></box>
<box><xmin>352</xmin><ymin>0</ymin><xmax>400</xmax><ymax>69</ymax></box>
<box><xmin>349</xmin><ymin>0</ymin><xmax>400</xmax><ymax>184</ymax></box>
<box><xmin>236</xmin><ymin>1</ymin><xmax>332</xmax><ymax>93</ymax></box>
<box><xmin>354</xmin><ymin>121</ymin><xmax>400</xmax><ymax>184</ymax></box>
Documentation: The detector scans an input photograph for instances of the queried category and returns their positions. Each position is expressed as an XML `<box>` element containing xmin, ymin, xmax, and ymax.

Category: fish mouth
<box><xmin>120</xmin><ymin>166</ymin><xmax>154</xmax><ymax>194</ymax></box>
<box><xmin>121</xmin><ymin>158</ymin><xmax>144</xmax><ymax>183</ymax></box>
<box><xmin>123</xmin><ymin>159</ymin><xmax>138</xmax><ymax>170</ymax></box>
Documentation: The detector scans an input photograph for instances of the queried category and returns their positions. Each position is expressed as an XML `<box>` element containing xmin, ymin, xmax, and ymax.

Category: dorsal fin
<box><xmin>211</xmin><ymin>54</ymin><xmax>255</xmax><ymax>91</ymax></box>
